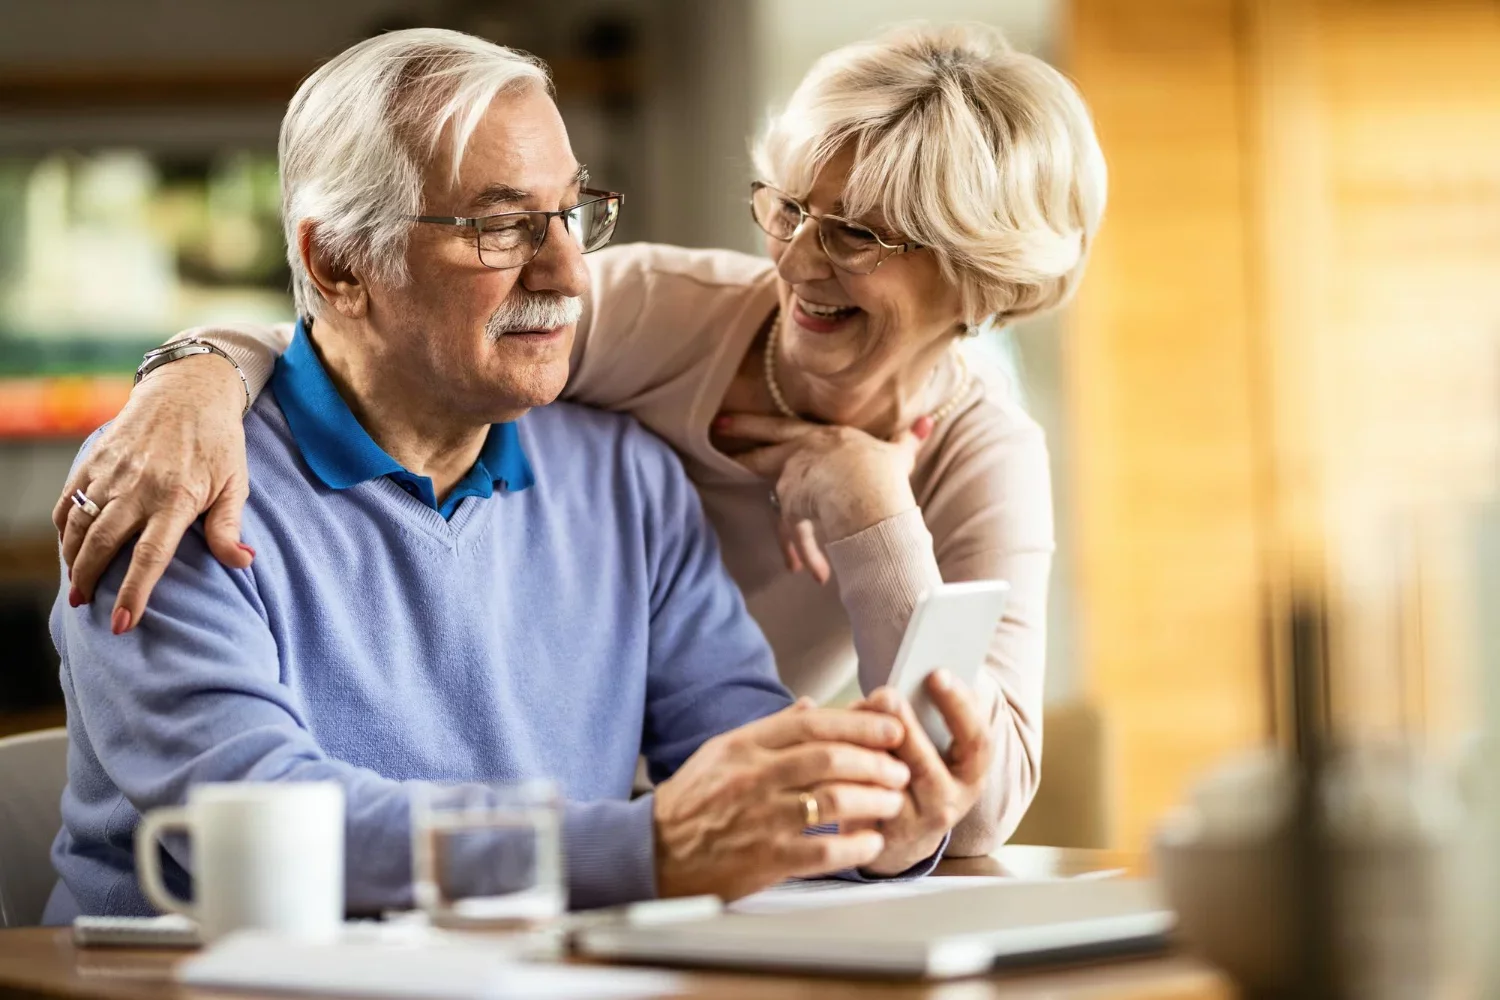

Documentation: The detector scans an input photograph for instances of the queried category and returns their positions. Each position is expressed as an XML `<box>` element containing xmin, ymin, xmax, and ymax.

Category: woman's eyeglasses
<box><xmin>749</xmin><ymin>181</ymin><xmax>922</xmax><ymax>274</ymax></box>
<box><xmin>412</xmin><ymin>188</ymin><xmax>623</xmax><ymax>270</ymax></box>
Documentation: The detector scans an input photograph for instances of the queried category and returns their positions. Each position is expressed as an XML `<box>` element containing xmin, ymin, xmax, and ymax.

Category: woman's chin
<box><xmin>782</xmin><ymin>317</ymin><xmax>867</xmax><ymax>377</ymax></box>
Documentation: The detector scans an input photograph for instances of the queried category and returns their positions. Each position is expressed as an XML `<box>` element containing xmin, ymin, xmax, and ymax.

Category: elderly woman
<box><xmin>55</xmin><ymin>23</ymin><xmax>1106</xmax><ymax>854</ymax></box>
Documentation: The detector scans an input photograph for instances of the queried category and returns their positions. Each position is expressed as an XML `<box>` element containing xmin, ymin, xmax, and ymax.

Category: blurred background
<box><xmin>0</xmin><ymin>0</ymin><xmax>1497</xmax><ymax>862</ymax></box>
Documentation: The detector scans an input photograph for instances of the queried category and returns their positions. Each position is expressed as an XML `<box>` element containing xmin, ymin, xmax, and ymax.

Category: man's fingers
<box><xmin>792</xmin><ymin>520</ymin><xmax>829</xmax><ymax>584</ymax></box>
<box><xmin>203</xmin><ymin>477</ymin><xmax>253</xmax><ymax>569</ymax></box>
<box><xmin>751</xmin><ymin>705</ymin><xmax>905</xmax><ymax>750</ymax></box>
<box><xmin>66</xmin><ymin>500</ymin><xmax>145</xmax><ymax>601</ymax></box>
<box><xmin>767</xmin><ymin>741</ymin><xmax>911</xmax><ymax>790</ymax></box>
<box><xmin>774</xmin><ymin>830</ymin><xmax>886</xmax><ymax>878</ymax></box>
<box><xmin>926</xmin><ymin>671</ymin><xmax>993</xmax><ymax>785</ymax></box>
<box><xmin>715</xmin><ymin>413</ymin><xmax>820</xmax><ymax>444</ymax></box>
<box><xmin>790</xmin><ymin>784</ymin><xmax>905</xmax><ymax>828</ymax></box>
<box><xmin>111</xmin><ymin>509</ymin><xmax>202</xmax><ymax>632</ymax></box>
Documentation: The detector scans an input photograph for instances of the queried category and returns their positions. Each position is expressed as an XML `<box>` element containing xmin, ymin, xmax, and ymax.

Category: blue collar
<box><xmin>272</xmin><ymin>319</ymin><xmax>534</xmax><ymax>518</ymax></box>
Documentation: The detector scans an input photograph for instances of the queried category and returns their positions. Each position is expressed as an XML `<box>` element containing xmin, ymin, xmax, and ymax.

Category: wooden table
<box><xmin>0</xmin><ymin>848</ymin><xmax>1235</xmax><ymax>1000</ymax></box>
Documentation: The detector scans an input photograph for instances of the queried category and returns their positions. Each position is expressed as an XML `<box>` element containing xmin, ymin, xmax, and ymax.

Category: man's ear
<box><xmin>298</xmin><ymin>220</ymin><xmax>369</xmax><ymax>319</ymax></box>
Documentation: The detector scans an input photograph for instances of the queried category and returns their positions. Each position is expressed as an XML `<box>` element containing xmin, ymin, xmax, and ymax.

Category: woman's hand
<box><xmin>850</xmin><ymin>671</ymin><xmax>993</xmax><ymax>876</ymax></box>
<box><xmin>716</xmin><ymin>413</ymin><xmax>933</xmax><ymax>584</ymax></box>
<box><xmin>53</xmin><ymin>355</ymin><xmax>253</xmax><ymax>633</ymax></box>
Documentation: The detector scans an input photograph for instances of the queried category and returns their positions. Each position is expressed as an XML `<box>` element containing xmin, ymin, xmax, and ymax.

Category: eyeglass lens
<box><xmin>749</xmin><ymin>185</ymin><xmax>884</xmax><ymax>274</ymax></box>
<box><xmin>476</xmin><ymin>196</ymin><xmax>620</xmax><ymax>269</ymax></box>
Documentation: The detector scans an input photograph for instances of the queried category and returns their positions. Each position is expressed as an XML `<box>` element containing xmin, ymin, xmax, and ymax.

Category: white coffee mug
<box><xmin>135</xmin><ymin>782</ymin><xmax>344</xmax><ymax>942</ymax></box>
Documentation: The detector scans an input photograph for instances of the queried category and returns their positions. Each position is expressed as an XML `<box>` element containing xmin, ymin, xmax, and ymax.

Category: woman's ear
<box><xmin>297</xmin><ymin>220</ymin><xmax>369</xmax><ymax>320</ymax></box>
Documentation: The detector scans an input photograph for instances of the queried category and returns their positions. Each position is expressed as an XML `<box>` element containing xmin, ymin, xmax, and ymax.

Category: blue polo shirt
<box><xmin>273</xmin><ymin>319</ymin><xmax>534</xmax><ymax>518</ymax></box>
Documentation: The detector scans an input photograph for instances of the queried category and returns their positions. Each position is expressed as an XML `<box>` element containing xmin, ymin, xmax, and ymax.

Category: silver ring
<box><xmin>71</xmin><ymin>489</ymin><xmax>101</xmax><ymax>519</ymax></box>
<box><xmin>769</xmin><ymin>489</ymin><xmax>781</xmax><ymax>510</ymax></box>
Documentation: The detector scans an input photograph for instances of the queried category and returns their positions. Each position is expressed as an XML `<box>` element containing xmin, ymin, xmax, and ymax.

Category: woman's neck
<box><xmin>728</xmin><ymin>308</ymin><xmax>960</xmax><ymax>440</ymax></box>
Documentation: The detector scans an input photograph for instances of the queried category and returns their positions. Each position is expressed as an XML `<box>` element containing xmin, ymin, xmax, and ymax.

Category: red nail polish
<box><xmin>111</xmin><ymin>608</ymin><xmax>132</xmax><ymax>635</ymax></box>
<box><xmin>913</xmin><ymin>416</ymin><xmax>935</xmax><ymax>441</ymax></box>
<box><xmin>68</xmin><ymin>586</ymin><xmax>83</xmax><ymax>608</ymax></box>
<box><xmin>238</xmin><ymin>543</ymin><xmax>256</xmax><ymax>559</ymax></box>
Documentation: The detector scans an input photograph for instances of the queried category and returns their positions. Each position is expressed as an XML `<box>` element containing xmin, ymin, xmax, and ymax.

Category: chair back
<box><xmin>0</xmin><ymin>727</ymin><xmax>68</xmax><ymax>926</ymax></box>
<box><xmin>1010</xmin><ymin>700</ymin><xmax>1114</xmax><ymax>848</ymax></box>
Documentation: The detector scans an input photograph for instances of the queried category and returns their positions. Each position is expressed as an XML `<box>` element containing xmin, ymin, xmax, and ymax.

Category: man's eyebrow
<box><xmin>468</xmin><ymin>165</ymin><xmax>590</xmax><ymax>213</ymax></box>
<box><xmin>470</xmin><ymin>184</ymin><xmax>530</xmax><ymax>212</ymax></box>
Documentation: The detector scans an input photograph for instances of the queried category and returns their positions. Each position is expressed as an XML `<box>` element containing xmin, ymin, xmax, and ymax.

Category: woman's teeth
<box><xmin>799</xmin><ymin>300</ymin><xmax>860</xmax><ymax>320</ymax></box>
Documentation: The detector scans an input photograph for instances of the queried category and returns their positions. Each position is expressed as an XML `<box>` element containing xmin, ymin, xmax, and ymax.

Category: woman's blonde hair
<box><xmin>753</xmin><ymin>23</ymin><xmax>1106</xmax><ymax>327</ymax></box>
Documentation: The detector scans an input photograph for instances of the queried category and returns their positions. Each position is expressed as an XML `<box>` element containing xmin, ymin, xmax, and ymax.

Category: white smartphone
<box><xmin>885</xmin><ymin>580</ymin><xmax>1009</xmax><ymax>753</ymax></box>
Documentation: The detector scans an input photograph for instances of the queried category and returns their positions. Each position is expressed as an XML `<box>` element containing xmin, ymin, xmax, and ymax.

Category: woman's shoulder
<box><xmin>945</xmin><ymin>350</ymin><xmax>1047</xmax><ymax>459</ymax></box>
<box><xmin>917</xmin><ymin>348</ymin><xmax>1054</xmax><ymax>545</ymax></box>
<box><xmin>570</xmin><ymin>244</ymin><xmax>776</xmax><ymax>406</ymax></box>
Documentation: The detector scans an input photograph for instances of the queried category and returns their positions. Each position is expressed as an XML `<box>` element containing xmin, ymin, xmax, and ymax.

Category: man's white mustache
<box><xmin>486</xmin><ymin>293</ymin><xmax>584</xmax><ymax>336</ymax></box>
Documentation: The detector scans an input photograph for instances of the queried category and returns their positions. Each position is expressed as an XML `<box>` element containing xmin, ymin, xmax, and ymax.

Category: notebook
<box><xmin>576</xmin><ymin>877</ymin><xmax>1173</xmax><ymax>979</ymax></box>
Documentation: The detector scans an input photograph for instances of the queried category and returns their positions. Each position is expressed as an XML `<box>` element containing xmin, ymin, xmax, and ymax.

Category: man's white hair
<box><xmin>280</xmin><ymin>28</ymin><xmax>551</xmax><ymax>318</ymax></box>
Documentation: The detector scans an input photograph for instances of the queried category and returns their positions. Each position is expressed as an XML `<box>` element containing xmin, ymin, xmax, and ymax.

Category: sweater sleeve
<box><xmin>821</xmin><ymin>407</ymin><xmax>1054</xmax><ymax>856</ymax></box>
<box><xmin>178</xmin><ymin>321</ymin><xmax>297</xmax><ymax>403</ymax></box>
<box><xmin>629</xmin><ymin>424</ymin><xmax>794</xmax><ymax>781</ymax></box>
<box><xmin>56</xmin><ymin>458</ymin><xmax>661</xmax><ymax>912</ymax></box>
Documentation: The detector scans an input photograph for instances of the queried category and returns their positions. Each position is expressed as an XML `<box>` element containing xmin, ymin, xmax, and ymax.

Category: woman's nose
<box><xmin>775</xmin><ymin>217</ymin><xmax>835</xmax><ymax>284</ymax></box>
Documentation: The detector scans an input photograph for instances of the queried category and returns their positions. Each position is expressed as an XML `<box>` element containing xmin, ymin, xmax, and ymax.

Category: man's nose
<box><xmin>775</xmin><ymin>217</ymin><xmax>834</xmax><ymax>285</ymax></box>
<box><xmin>521</xmin><ymin>216</ymin><xmax>590</xmax><ymax>299</ymax></box>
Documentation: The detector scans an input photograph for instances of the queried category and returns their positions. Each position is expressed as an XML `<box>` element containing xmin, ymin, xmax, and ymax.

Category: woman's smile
<box><xmin>791</xmin><ymin>295</ymin><xmax>862</xmax><ymax>334</ymax></box>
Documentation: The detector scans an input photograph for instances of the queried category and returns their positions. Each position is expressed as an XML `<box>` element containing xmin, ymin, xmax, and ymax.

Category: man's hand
<box><xmin>852</xmin><ymin>671</ymin><xmax>994</xmax><ymax>876</ymax></box>
<box><xmin>652</xmin><ymin>701</ymin><xmax>911</xmax><ymax>901</ymax></box>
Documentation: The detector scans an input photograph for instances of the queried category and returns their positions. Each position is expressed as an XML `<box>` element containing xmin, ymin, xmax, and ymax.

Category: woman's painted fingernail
<box><xmin>68</xmin><ymin>586</ymin><xmax>84</xmax><ymax>608</ymax></box>
<box><xmin>238</xmin><ymin>543</ymin><xmax>256</xmax><ymax>559</ymax></box>
<box><xmin>111</xmin><ymin>608</ymin><xmax>132</xmax><ymax>635</ymax></box>
<box><xmin>913</xmin><ymin>416</ymin><xmax>935</xmax><ymax>440</ymax></box>
<box><xmin>712</xmin><ymin>416</ymin><xmax>730</xmax><ymax>430</ymax></box>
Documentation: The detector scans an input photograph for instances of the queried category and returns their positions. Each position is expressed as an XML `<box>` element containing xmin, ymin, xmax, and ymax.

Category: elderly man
<box><xmin>45</xmin><ymin>28</ymin><xmax>983</xmax><ymax>921</ymax></box>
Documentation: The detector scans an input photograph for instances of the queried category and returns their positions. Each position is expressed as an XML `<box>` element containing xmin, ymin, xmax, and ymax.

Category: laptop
<box><xmin>575</xmin><ymin>878</ymin><xmax>1174</xmax><ymax>979</ymax></box>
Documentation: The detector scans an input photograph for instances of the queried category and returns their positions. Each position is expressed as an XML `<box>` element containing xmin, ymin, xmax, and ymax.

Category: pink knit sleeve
<box><xmin>822</xmin><ymin>403</ymin><xmax>1054</xmax><ymax>855</ymax></box>
<box><xmin>180</xmin><ymin>321</ymin><xmax>297</xmax><ymax>401</ymax></box>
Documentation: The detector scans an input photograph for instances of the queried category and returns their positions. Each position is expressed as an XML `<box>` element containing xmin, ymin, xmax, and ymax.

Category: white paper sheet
<box><xmin>179</xmin><ymin>930</ymin><xmax>683</xmax><ymax>1000</ymax></box>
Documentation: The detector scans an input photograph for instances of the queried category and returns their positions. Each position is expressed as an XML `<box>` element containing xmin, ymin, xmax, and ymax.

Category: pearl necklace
<box><xmin>762</xmin><ymin>307</ymin><xmax>974</xmax><ymax>426</ymax></box>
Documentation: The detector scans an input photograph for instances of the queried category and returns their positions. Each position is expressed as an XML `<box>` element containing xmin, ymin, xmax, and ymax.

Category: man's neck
<box><xmin>308</xmin><ymin>320</ymin><xmax>491</xmax><ymax>504</ymax></box>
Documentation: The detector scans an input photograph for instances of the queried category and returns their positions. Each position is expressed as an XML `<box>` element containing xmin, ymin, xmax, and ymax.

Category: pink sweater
<box><xmin>198</xmin><ymin>242</ymin><xmax>1054</xmax><ymax>851</ymax></box>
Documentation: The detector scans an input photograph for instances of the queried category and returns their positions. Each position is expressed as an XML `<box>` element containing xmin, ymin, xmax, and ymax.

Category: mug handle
<box><xmin>134</xmin><ymin>807</ymin><xmax>197</xmax><ymax>920</ymax></box>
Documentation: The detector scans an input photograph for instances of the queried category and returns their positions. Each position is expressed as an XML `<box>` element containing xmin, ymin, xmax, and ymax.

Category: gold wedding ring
<box><xmin>798</xmin><ymin>791</ymin><xmax>821</xmax><ymax>828</ymax></box>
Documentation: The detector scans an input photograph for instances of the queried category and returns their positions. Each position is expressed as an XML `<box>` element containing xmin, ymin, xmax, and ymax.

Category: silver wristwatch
<box><xmin>135</xmin><ymin>339</ymin><xmax>252</xmax><ymax>415</ymax></box>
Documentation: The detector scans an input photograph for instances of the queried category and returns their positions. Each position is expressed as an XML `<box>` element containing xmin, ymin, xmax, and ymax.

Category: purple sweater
<box><xmin>47</xmin><ymin>384</ymin><xmax>792</xmax><ymax>920</ymax></box>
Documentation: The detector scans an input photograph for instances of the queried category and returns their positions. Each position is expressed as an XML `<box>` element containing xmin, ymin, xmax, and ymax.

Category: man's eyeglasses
<box><xmin>749</xmin><ymin>181</ymin><xmax>922</xmax><ymax>274</ymax></box>
<box><xmin>412</xmin><ymin>188</ymin><xmax>623</xmax><ymax>270</ymax></box>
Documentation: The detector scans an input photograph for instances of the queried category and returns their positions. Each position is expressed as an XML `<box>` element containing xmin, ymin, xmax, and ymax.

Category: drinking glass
<box><xmin>410</xmin><ymin>780</ymin><xmax>564</xmax><ymax>930</ymax></box>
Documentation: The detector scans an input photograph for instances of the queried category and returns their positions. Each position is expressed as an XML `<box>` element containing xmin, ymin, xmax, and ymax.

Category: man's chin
<box><xmin>475</xmin><ymin>363</ymin><xmax>569</xmax><ymax>419</ymax></box>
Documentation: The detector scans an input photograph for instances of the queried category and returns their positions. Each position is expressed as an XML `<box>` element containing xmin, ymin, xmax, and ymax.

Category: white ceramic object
<box><xmin>135</xmin><ymin>782</ymin><xmax>344</xmax><ymax>943</ymax></box>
